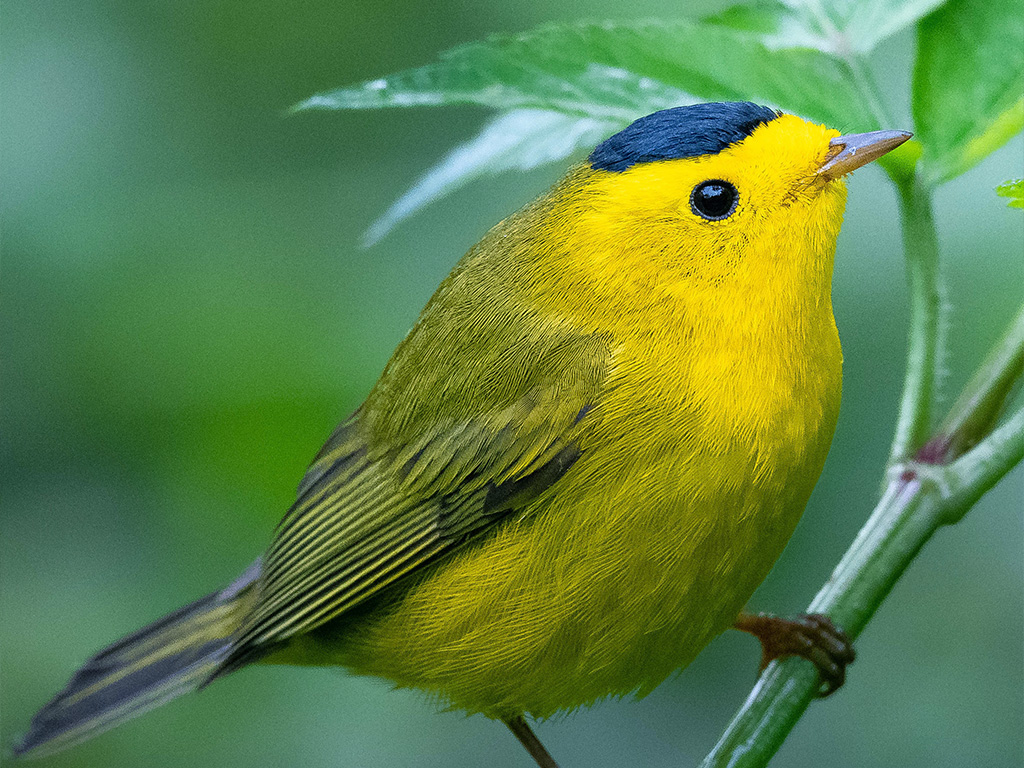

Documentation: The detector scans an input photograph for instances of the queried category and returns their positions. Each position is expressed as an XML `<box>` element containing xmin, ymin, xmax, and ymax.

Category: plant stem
<box><xmin>942</xmin><ymin>404</ymin><xmax>1024</xmax><ymax>522</ymax></box>
<box><xmin>887</xmin><ymin>171</ymin><xmax>943</xmax><ymax>466</ymax></box>
<box><xmin>927</xmin><ymin>304</ymin><xmax>1024</xmax><ymax>463</ymax></box>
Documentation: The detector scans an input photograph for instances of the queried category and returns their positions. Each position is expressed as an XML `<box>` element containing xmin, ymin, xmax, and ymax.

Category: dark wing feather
<box><xmin>223</xmin><ymin>331</ymin><xmax>611</xmax><ymax>671</ymax></box>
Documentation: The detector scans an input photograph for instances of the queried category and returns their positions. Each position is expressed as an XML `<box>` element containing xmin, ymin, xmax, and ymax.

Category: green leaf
<box><xmin>292</xmin><ymin>27</ymin><xmax>693</xmax><ymax>123</ymax></box>
<box><xmin>913</xmin><ymin>0</ymin><xmax>1024</xmax><ymax>184</ymax></box>
<box><xmin>295</xmin><ymin>20</ymin><xmax>880</xmax><ymax>133</ymax></box>
<box><xmin>363</xmin><ymin>109</ymin><xmax>622</xmax><ymax>244</ymax></box>
<box><xmin>708</xmin><ymin>0</ymin><xmax>949</xmax><ymax>54</ymax></box>
<box><xmin>298</xmin><ymin>19</ymin><xmax>887</xmax><ymax>234</ymax></box>
<box><xmin>824</xmin><ymin>0</ymin><xmax>950</xmax><ymax>53</ymax></box>
<box><xmin>997</xmin><ymin>179</ymin><xmax>1024</xmax><ymax>208</ymax></box>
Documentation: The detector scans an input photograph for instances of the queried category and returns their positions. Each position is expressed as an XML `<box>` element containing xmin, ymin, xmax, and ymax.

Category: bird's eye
<box><xmin>690</xmin><ymin>180</ymin><xmax>738</xmax><ymax>221</ymax></box>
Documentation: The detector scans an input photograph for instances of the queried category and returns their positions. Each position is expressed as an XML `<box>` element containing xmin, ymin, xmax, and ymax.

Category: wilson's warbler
<box><xmin>16</xmin><ymin>102</ymin><xmax>910</xmax><ymax>766</ymax></box>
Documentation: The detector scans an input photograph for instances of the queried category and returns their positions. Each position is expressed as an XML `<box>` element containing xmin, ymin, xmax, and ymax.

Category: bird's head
<box><xmin>542</xmin><ymin>102</ymin><xmax>910</xmax><ymax>324</ymax></box>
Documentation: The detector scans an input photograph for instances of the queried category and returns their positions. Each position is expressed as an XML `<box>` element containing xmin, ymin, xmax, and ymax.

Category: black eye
<box><xmin>690</xmin><ymin>180</ymin><xmax>738</xmax><ymax>220</ymax></box>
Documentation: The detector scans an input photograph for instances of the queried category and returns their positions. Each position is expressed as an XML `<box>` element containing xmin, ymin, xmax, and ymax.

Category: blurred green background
<box><xmin>2</xmin><ymin>1</ymin><xmax>1022</xmax><ymax>766</ymax></box>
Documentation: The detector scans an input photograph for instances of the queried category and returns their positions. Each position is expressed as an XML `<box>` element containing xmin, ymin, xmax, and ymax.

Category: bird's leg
<box><xmin>504</xmin><ymin>715</ymin><xmax>559</xmax><ymax>768</ymax></box>
<box><xmin>733</xmin><ymin>611</ymin><xmax>855</xmax><ymax>697</ymax></box>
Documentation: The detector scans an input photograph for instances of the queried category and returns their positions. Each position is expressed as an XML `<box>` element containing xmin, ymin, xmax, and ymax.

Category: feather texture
<box><xmin>222</xmin><ymin>331</ymin><xmax>610</xmax><ymax>671</ymax></box>
<box><xmin>14</xmin><ymin>562</ymin><xmax>261</xmax><ymax>758</ymax></box>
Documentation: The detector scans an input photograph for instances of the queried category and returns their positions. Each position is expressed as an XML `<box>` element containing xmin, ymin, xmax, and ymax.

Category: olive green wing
<box><xmin>223</xmin><ymin>329</ymin><xmax>611</xmax><ymax>670</ymax></box>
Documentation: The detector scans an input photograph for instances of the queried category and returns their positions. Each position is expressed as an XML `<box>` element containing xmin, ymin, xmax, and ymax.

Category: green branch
<box><xmin>930</xmin><ymin>304</ymin><xmax>1024</xmax><ymax>464</ymax></box>
<box><xmin>887</xmin><ymin>171</ymin><xmax>943</xmax><ymax>466</ymax></box>
<box><xmin>699</xmin><ymin>297</ymin><xmax>1024</xmax><ymax>768</ymax></box>
<box><xmin>942</xmin><ymin>404</ymin><xmax>1024</xmax><ymax>522</ymax></box>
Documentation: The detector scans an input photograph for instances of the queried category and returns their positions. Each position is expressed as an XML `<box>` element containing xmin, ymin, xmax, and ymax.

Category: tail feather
<box><xmin>14</xmin><ymin>561</ymin><xmax>261</xmax><ymax>759</ymax></box>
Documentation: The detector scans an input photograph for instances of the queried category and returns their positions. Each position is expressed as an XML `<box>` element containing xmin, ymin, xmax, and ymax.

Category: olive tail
<box><xmin>13</xmin><ymin>561</ymin><xmax>262</xmax><ymax>759</ymax></box>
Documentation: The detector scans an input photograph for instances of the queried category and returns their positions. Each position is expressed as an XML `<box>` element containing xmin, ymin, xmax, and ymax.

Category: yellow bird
<box><xmin>16</xmin><ymin>102</ymin><xmax>909</xmax><ymax>766</ymax></box>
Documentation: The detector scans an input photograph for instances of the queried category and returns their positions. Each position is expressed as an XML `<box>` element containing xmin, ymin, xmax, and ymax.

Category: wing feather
<box><xmin>220</xmin><ymin>328</ymin><xmax>612</xmax><ymax>672</ymax></box>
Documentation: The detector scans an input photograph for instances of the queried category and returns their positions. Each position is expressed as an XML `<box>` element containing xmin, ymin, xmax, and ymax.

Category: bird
<box><xmin>14</xmin><ymin>101</ymin><xmax>910</xmax><ymax>767</ymax></box>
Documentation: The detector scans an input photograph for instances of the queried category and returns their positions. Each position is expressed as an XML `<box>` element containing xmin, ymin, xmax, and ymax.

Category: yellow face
<box><xmin>557</xmin><ymin>114</ymin><xmax>848</xmax><ymax>317</ymax></box>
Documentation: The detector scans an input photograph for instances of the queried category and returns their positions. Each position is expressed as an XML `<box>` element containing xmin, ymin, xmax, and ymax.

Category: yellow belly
<box><xmin>283</xmin><ymin>322</ymin><xmax>842</xmax><ymax>719</ymax></box>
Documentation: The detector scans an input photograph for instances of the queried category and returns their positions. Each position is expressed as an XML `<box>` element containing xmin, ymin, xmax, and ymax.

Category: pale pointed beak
<box><xmin>817</xmin><ymin>130</ymin><xmax>913</xmax><ymax>180</ymax></box>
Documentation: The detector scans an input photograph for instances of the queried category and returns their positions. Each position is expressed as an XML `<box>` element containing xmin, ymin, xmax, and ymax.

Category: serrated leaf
<box><xmin>296</xmin><ymin>20</ymin><xmax>880</xmax><ymax>134</ymax></box>
<box><xmin>293</xmin><ymin>28</ymin><xmax>692</xmax><ymax>123</ymax></box>
<box><xmin>363</xmin><ymin>109</ymin><xmax>623</xmax><ymax>244</ymax></box>
<box><xmin>997</xmin><ymin>179</ymin><xmax>1024</xmax><ymax>208</ymax></box>
<box><xmin>913</xmin><ymin>0</ymin><xmax>1024</xmax><ymax>184</ymax></box>
<box><xmin>706</xmin><ymin>0</ymin><xmax>948</xmax><ymax>54</ymax></box>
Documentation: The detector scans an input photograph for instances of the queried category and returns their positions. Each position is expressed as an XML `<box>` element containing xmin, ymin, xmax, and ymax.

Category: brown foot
<box><xmin>734</xmin><ymin>612</ymin><xmax>855</xmax><ymax>697</ymax></box>
<box><xmin>504</xmin><ymin>715</ymin><xmax>559</xmax><ymax>768</ymax></box>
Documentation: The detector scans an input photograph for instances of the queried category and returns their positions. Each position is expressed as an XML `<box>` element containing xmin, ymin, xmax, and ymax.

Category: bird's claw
<box><xmin>788</xmin><ymin>614</ymin><xmax>856</xmax><ymax>696</ymax></box>
<box><xmin>735</xmin><ymin>611</ymin><xmax>856</xmax><ymax>697</ymax></box>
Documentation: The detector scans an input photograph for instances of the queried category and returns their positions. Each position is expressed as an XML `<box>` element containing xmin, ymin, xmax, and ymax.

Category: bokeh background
<box><xmin>2</xmin><ymin>1</ymin><xmax>1022</xmax><ymax>766</ymax></box>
